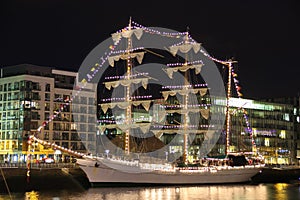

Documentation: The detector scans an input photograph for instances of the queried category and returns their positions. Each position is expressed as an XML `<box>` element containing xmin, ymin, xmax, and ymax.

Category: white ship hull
<box><xmin>76</xmin><ymin>157</ymin><xmax>263</xmax><ymax>185</ymax></box>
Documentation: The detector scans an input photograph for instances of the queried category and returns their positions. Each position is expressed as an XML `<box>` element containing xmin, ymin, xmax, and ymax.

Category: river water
<box><xmin>1</xmin><ymin>183</ymin><xmax>300</xmax><ymax>200</ymax></box>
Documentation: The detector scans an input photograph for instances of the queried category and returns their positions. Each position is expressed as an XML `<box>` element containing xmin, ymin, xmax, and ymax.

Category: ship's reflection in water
<box><xmin>3</xmin><ymin>184</ymin><xmax>300</xmax><ymax>200</ymax></box>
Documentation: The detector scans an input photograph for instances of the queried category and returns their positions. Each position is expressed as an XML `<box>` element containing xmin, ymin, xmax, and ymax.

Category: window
<box><xmin>80</xmin><ymin>124</ymin><xmax>86</xmax><ymax>131</ymax></box>
<box><xmin>53</xmin><ymin>132</ymin><xmax>60</xmax><ymax>140</ymax></box>
<box><xmin>88</xmin><ymin>116</ymin><xmax>95</xmax><ymax>123</ymax></box>
<box><xmin>284</xmin><ymin>113</ymin><xmax>290</xmax><ymax>121</ymax></box>
<box><xmin>44</xmin><ymin>132</ymin><xmax>49</xmax><ymax>140</ymax></box>
<box><xmin>279</xmin><ymin>130</ymin><xmax>286</xmax><ymax>139</ymax></box>
<box><xmin>71</xmin><ymin>132</ymin><xmax>79</xmax><ymax>140</ymax></box>
<box><xmin>80</xmin><ymin>133</ymin><xmax>86</xmax><ymax>141</ymax></box>
<box><xmin>62</xmin><ymin>142</ymin><xmax>68</xmax><ymax>148</ymax></box>
<box><xmin>71</xmin><ymin>123</ymin><xmax>77</xmax><ymax>130</ymax></box>
<box><xmin>45</xmin><ymin>103</ymin><xmax>50</xmax><ymax>111</ymax></box>
<box><xmin>0</xmin><ymin>141</ymin><xmax>4</xmax><ymax>150</ymax></box>
<box><xmin>71</xmin><ymin>142</ymin><xmax>78</xmax><ymax>150</ymax></box>
<box><xmin>88</xmin><ymin>143</ymin><xmax>95</xmax><ymax>151</ymax></box>
<box><xmin>264</xmin><ymin>138</ymin><xmax>270</xmax><ymax>147</ymax></box>
<box><xmin>54</xmin><ymin>94</ymin><xmax>62</xmax><ymax>102</ymax></box>
<box><xmin>63</xmin><ymin>95</ymin><xmax>70</xmax><ymax>102</ymax></box>
<box><xmin>88</xmin><ymin>134</ymin><xmax>95</xmax><ymax>141</ymax></box>
<box><xmin>32</xmin><ymin>92</ymin><xmax>40</xmax><ymax>100</ymax></box>
<box><xmin>88</xmin><ymin>124</ymin><xmax>96</xmax><ymax>132</ymax></box>
<box><xmin>81</xmin><ymin>97</ymin><xmax>87</xmax><ymax>104</ymax></box>
<box><xmin>31</xmin><ymin>112</ymin><xmax>40</xmax><ymax>120</ymax></box>
<box><xmin>88</xmin><ymin>97</ymin><xmax>95</xmax><ymax>105</ymax></box>
<box><xmin>14</xmin><ymin>82</ymin><xmax>19</xmax><ymax>90</ymax></box>
<box><xmin>80</xmin><ymin>115</ymin><xmax>86</xmax><ymax>122</ymax></box>
<box><xmin>45</xmin><ymin>83</ymin><xmax>51</xmax><ymax>92</ymax></box>
<box><xmin>12</xmin><ymin>131</ymin><xmax>18</xmax><ymax>139</ymax></box>
<box><xmin>44</xmin><ymin>123</ymin><xmax>49</xmax><ymax>130</ymax></box>
<box><xmin>32</xmin><ymin>82</ymin><xmax>40</xmax><ymax>90</ymax></box>
<box><xmin>8</xmin><ymin>83</ymin><xmax>12</xmax><ymax>91</ymax></box>
<box><xmin>88</xmin><ymin>106</ymin><xmax>96</xmax><ymax>114</ymax></box>
<box><xmin>80</xmin><ymin>106</ymin><xmax>87</xmax><ymax>113</ymax></box>
<box><xmin>30</xmin><ymin>121</ymin><xmax>38</xmax><ymax>129</ymax></box>
<box><xmin>45</xmin><ymin>93</ymin><xmax>51</xmax><ymax>101</ymax></box>
<box><xmin>62</xmin><ymin>132</ymin><xmax>69</xmax><ymax>140</ymax></box>
<box><xmin>13</xmin><ymin>92</ymin><xmax>19</xmax><ymax>100</ymax></box>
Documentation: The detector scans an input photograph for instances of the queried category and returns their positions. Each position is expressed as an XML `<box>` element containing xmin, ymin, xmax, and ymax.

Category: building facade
<box><xmin>156</xmin><ymin>95</ymin><xmax>297</xmax><ymax>165</ymax></box>
<box><xmin>226</xmin><ymin>97</ymin><xmax>296</xmax><ymax>165</ymax></box>
<box><xmin>261</xmin><ymin>97</ymin><xmax>300</xmax><ymax>165</ymax></box>
<box><xmin>0</xmin><ymin>64</ymin><xmax>97</xmax><ymax>163</ymax></box>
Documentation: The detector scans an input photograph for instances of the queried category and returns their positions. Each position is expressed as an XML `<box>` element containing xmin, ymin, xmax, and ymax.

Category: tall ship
<box><xmin>75</xmin><ymin>19</ymin><xmax>264</xmax><ymax>185</ymax></box>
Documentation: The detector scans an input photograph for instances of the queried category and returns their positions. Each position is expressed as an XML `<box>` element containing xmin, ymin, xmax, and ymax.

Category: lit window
<box><xmin>284</xmin><ymin>113</ymin><xmax>290</xmax><ymax>121</ymax></box>
<box><xmin>279</xmin><ymin>130</ymin><xmax>286</xmax><ymax>139</ymax></box>
<box><xmin>265</xmin><ymin>138</ymin><xmax>270</xmax><ymax>147</ymax></box>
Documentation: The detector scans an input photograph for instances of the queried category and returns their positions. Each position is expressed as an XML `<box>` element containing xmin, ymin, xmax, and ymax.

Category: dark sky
<box><xmin>1</xmin><ymin>0</ymin><xmax>299</xmax><ymax>99</ymax></box>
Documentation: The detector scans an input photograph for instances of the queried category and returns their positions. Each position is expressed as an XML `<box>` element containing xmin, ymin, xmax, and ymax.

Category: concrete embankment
<box><xmin>252</xmin><ymin>166</ymin><xmax>300</xmax><ymax>183</ymax></box>
<box><xmin>0</xmin><ymin>166</ymin><xmax>90</xmax><ymax>193</ymax></box>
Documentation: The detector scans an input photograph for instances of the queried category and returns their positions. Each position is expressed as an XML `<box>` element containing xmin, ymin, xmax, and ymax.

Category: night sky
<box><xmin>1</xmin><ymin>0</ymin><xmax>299</xmax><ymax>99</ymax></box>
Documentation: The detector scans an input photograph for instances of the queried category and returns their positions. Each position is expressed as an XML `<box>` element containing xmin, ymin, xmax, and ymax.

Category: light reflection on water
<box><xmin>73</xmin><ymin>185</ymin><xmax>269</xmax><ymax>200</ymax></box>
<box><xmin>1</xmin><ymin>183</ymin><xmax>300</xmax><ymax>200</ymax></box>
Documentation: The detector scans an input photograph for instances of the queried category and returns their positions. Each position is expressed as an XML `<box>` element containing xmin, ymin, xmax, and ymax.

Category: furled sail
<box><xmin>101</xmin><ymin>100</ymin><xmax>152</xmax><ymax>114</ymax></box>
<box><xmin>161</xmin><ymin>88</ymin><xmax>208</xmax><ymax>100</ymax></box>
<box><xmin>111</xmin><ymin>28</ymin><xmax>143</xmax><ymax>44</ymax></box>
<box><xmin>108</xmin><ymin>52</ymin><xmax>145</xmax><ymax>67</ymax></box>
<box><xmin>104</xmin><ymin>78</ymin><xmax>148</xmax><ymax>90</ymax></box>
<box><xmin>164</xmin><ymin>64</ymin><xmax>203</xmax><ymax>79</ymax></box>
<box><xmin>169</xmin><ymin>43</ymin><xmax>201</xmax><ymax>56</ymax></box>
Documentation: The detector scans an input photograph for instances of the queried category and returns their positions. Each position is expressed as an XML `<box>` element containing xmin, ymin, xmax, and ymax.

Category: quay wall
<box><xmin>0</xmin><ymin>164</ymin><xmax>90</xmax><ymax>193</ymax></box>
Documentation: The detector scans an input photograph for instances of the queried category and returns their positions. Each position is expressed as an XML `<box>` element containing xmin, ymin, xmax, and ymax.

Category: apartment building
<box><xmin>0</xmin><ymin>64</ymin><xmax>97</xmax><ymax>163</ymax></box>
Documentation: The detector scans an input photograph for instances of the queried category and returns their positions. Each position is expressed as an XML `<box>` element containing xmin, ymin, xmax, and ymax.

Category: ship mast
<box><xmin>182</xmin><ymin>31</ymin><xmax>189</xmax><ymax>165</ymax></box>
<box><xmin>224</xmin><ymin>60</ymin><xmax>237</xmax><ymax>156</ymax></box>
<box><xmin>164</xmin><ymin>30</ymin><xmax>206</xmax><ymax>165</ymax></box>
<box><xmin>225</xmin><ymin>61</ymin><xmax>232</xmax><ymax>156</ymax></box>
<box><xmin>100</xmin><ymin>18</ymin><xmax>151</xmax><ymax>156</ymax></box>
<box><xmin>124</xmin><ymin>17</ymin><xmax>133</xmax><ymax>154</ymax></box>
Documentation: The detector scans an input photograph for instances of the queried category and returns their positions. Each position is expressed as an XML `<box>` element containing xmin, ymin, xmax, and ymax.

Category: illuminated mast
<box><xmin>225</xmin><ymin>61</ymin><xmax>232</xmax><ymax>155</ymax></box>
<box><xmin>124</xmin><ymin>17</ymin><xmax>133</xmax><ymax>154</ymax></box>
<box><xmin>224</xmin><ymin>60</ymin><xmax>237</xmax><ymax>155</ymax></box>
<box><xmin>182</xmin><ymin>31</ymin><xmax>189</xmax><ymax>165</ymax></box>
